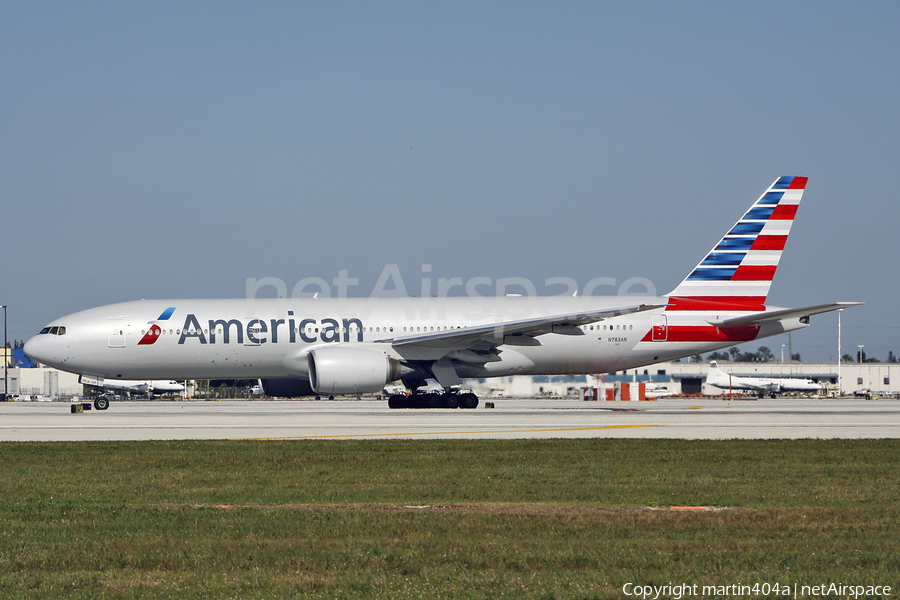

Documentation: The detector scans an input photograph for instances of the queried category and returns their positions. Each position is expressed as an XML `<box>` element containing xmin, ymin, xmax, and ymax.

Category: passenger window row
<box><xmin>133</xmin><ymin>323</ymin><xmax>634</xmax><ymax>336</ymax></box>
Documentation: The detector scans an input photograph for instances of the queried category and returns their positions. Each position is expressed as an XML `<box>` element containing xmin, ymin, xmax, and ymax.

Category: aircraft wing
<box><xmin>708</xmin><ymin>375</ymin><xmax>773</xmax><ymax>393</ymax></box>
<box><xmin>386</xmin><ymin>303</ymin><xmax>664</xmax><ymax>350</ymax></box>
<box><xmin>736</xmin><ymin>381</ymin><xmax>770</xmax><ymax>393</ymax></box>
<box><xmin>707</xmin><ymin>302</ymin><xmax>863</xmax><ymax>329</ymax></box>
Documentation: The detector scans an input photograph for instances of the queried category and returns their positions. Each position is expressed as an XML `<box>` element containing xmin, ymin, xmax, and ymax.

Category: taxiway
<box><xmin>1</xmin><ymin>397</ymin><xmax>898</xmax><ymax>441</ymax></box>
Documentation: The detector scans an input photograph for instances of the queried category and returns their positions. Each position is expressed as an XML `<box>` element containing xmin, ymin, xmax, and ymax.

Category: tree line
<box><xmin>683</xmin><ymin>347</ymin><xmax>899</xmax><ymax>363</ymax></box>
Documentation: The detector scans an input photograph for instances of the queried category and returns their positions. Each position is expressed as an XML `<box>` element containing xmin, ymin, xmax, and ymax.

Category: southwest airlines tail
<box><xmin>666</xmin><ymin>176</ymin><xmax>807</xmax><ymax>310</ymax></box>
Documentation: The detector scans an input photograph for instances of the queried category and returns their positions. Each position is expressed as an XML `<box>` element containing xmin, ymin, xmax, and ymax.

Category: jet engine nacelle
<box><xmin>308</xmin><ymin>346</ymin><xmax>401</xmax><ymax>395</ymax></box>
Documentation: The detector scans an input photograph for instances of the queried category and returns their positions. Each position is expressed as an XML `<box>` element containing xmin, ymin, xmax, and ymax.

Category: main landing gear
<box><xmin>387</xmin><ymin>391</ymin><xmax>479</xmax><ymax>409</ymax></box>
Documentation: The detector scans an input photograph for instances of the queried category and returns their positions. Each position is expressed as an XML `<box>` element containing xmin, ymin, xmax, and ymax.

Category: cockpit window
<box><xmin>39</xmin><ymin>326</ymin><xmax>66</xmax><ymax>335</ymax></box>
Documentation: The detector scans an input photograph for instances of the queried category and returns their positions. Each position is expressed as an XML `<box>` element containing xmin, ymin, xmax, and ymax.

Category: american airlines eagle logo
<box><xmin>138</xmin><ymin>307</ymin><xmax>177</xmax><ymax>345</ymax></box>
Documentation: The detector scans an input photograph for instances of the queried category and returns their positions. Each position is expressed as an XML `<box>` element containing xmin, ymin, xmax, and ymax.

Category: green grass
<box><xmin>0</xmin><ymin>439</ymin><xmax>897</xmax><ymax>598</ymax></box>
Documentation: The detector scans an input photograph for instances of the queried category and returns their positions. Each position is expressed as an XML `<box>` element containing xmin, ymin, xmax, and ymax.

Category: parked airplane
<box><xmin>644</xmin><ymin>383</ymin><xmax>677</xmax><ymax>399</ymax></box>
<box><xmin>24</xmin><ymin>177</ymin><xmax>860</xmax><ymax>410</ymax></box>
<box><xmin>79</xmin><ymin>375</ymin><xmax>184</xmax><ymax>395</ymax></box>
<box><xmin>705</xmin><ymin>361</ymin><xmax>822</xmax><ymax>397</ymax></box>
<box><xmin>76</xmin><ymin>375</ymin><xmax>184</xmax><ymax>409</ymax></box>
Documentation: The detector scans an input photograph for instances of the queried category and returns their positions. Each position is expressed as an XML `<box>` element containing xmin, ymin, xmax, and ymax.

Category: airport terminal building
<box><xmin>2</xmin><ymin>367</ymin><xmax>82</xmax><ymax>400</ymax></box>
<box><xmin>469</xmin><ymin>361</ymin><xmax>900</xmax><ymax>399</ymax></box>
<box><xmin>2</xmin><ymin>362</ymin><xmax>898</xmax><ymax>401</ymax></box>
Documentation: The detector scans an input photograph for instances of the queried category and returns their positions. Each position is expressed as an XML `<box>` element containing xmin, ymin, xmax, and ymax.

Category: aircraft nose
<box><xmin>23</xmin><ymin>335</ymin><xmax>51</xmax><ymax>365</ymax></box>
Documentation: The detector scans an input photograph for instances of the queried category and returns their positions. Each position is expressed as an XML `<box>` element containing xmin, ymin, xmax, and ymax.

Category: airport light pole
<box><xmin>858</xmin><ymin>343</ymin><xmax>865</xmax><ymax>395</ymax></box>
<box><xmin>781</xmin><ymin>344</ymin><xmax>785</xmax><ymax>362</ymax></box>
<box><xmin>1</xmin><ymin>305</ymin><xmax>6</xmax><ymax>401</ymax></box>
<box><xmin>837</xmin><ymin>309</ymin><xmax>842</xmax><ymax>396</ymax></box>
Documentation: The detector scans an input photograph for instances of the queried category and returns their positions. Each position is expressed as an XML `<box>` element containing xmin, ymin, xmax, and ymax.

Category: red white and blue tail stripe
<box><xmin>666</xmin><ymin>176</ymin><xmax>807</xmax><ymax>310</ymax></box>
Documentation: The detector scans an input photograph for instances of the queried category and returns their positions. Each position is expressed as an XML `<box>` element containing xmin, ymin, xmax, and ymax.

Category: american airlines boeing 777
<box><xmin>24</xmin><ymin>177</ymin><xmax>860</xmax><ymax>409</ymax></box>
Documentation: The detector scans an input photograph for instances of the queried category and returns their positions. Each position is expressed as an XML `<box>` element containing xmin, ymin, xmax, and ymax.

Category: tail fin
<box><xmin>666</xmin><ymin>176</ymin><xmax>807</xmax><ymax>310</ymax></box>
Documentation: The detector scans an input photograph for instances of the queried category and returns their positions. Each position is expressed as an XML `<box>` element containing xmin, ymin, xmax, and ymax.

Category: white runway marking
<box><xmin>0</xmin><ymin>398</ymin><xmax>898</xmax><ymax>441</ymax></box>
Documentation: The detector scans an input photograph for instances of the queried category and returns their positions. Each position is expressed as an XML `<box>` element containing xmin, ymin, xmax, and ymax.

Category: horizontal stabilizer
<box><xmin>707</xmin><ymin>302</ymin><xmax>863</xmax><ymax>328</ymax></box>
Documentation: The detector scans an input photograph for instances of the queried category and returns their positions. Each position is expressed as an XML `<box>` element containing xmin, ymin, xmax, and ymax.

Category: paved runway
<box><xmin>1</xmin><ymin>397</ymin><xmax>899</xmax><ymax>441</ymax></box>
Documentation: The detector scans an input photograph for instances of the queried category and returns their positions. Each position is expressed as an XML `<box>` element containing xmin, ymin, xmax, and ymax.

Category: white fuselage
<box><xmin>24</xmin><ymin>296</ymin><xmax>804</xmax><ymax>382</ymax></box>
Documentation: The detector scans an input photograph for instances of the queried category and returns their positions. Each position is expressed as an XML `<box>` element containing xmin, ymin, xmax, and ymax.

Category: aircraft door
<box><xmin>651</xmin><ymin>314</ymin><xmax>667</xmax><ymax>342</ymax></box>
<box><xmin>108</xmin><ymin>319</ymin><xmax>126</xmax><ymax>348</ymax></box>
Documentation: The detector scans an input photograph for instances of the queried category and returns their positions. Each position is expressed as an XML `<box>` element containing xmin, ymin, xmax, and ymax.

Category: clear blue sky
<box><xmin>3</xmin><ymin>2</ymin><xmax>898</xmax><ymax>362</ymax></box>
